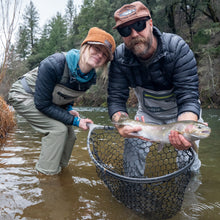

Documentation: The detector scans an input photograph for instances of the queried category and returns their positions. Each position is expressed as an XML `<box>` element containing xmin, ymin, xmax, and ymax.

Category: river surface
<box><xmin>0</xmin><ymin>107</ymin><xmax>220</xmax><ymax>220</ymax></box>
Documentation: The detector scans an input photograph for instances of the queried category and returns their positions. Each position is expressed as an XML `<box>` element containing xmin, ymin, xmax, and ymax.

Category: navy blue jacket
<box><xmin>107</xmin><ymin>27</ymin><xmax>200</xmax><ymax>118</ymax></box>
<box><xmin>34</xmin><ymin>52</ymin><xmax>95</xmax><ymax>125</ymax></box>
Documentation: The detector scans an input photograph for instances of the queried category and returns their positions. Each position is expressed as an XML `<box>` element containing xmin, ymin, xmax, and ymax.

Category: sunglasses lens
<box><xmin>133</xmin><ymin>20</ymin><xmax>146</xmax><ymax>32</ymax></box>
<box><xmin>117</xmin><ymin>17</ymin><xmax>150</xmax><ymax>37</ymax></box>
<box><xmin>117</xmin><ymin>26</ymin><xmax>131</xmax><ymax>37</ymax></box>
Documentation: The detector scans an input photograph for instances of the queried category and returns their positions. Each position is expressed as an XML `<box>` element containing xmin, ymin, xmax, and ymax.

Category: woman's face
<box><xmin>87</xmin><ymin>45</ymin><xmax>108</xmax><ymax>68</ymax></box>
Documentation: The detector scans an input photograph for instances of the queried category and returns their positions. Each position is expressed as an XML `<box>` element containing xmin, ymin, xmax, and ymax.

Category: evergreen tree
<box><xmin>26</xmin><ymin>24</ymin><xmax>50</xmax><ymax>69</ymax></box>
<box><xmin>47</xmin><ymin>13</ymin><xmax>68</xmax><ymax>53</ymax></box>
<box><xmin>36</xmin><ymin>24</ymin><xmax>50</xmax><ymax>55</ymax></box>
<box><xmin>22</xmin><ymin>0</ymin><xmax>39</xmax><ymax>51</ymax></box>
<box><xmin>65</xmin><ymin>0</ymin><xmax>76</xmax><ymax>34</ymax></box>
<box><xmin>16</xmin><ymin>0</ymin><xmax>39</xmax><ymax>58</ymax></box>
<box><xmin>16</xmin><ymin>26</ymin><xmax>30</xmax><ymax>59</ymax></box>
<box><xmin>65</xmin><ymin>0</ymin><xmax>77</xmax><ymax>48</ymax></box>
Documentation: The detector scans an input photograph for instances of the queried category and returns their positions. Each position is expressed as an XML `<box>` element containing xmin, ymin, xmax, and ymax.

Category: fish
<box><xmin>114</xmin><ymin>115</ymin><xmax>211</xmax><ymax>152</ymax></box>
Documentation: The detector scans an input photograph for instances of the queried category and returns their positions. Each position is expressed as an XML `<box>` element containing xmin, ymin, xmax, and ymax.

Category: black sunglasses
<box><xmin>117</xmin><ymin>16</ymin><xmax>151</xmax><ymax>37</ymax></box>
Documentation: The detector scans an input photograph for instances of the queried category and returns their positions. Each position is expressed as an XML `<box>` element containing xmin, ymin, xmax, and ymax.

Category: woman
<box><xmin>8</xmin><ymin>27</ymin><xmax>116</xmax><ymax>175</ymax></box>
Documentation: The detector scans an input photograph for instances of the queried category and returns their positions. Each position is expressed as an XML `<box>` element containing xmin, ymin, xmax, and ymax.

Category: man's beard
<box><xmin>125</xmin><ymin>37</ymin><xmax>151</xmax><ymax>58</ymax></box>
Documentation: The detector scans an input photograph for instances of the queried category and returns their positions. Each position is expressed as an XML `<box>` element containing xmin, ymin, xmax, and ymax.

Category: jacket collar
<box><xmin>66</xmin><ymin>49</ymin><xmax>96</xmax><ymax>83</ymax></box>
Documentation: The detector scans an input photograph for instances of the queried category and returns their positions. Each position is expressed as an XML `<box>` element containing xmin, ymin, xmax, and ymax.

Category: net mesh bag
<box><xmin>87</xmin><ymin>125</ymin><xmax>195</xmax><ymax>219</ymax></box>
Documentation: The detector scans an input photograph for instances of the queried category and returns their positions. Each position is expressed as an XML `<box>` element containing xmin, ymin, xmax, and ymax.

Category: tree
<box><xmin>180</xmin><ymin>0</ymin><xmax>200</xmax><ymax>42</ymax></box>
<box><xmin>25</xmin><ymin>13</ymin><xmax>68</xmax><ymax>69</ymax></box>
<box><xmin>200</xmin><ymin>0</ymin><xmax>220</xmax><ymax>22</ymax></box>
<box><xmin>16</xmin><ymin>25</ymin><xmax>29</xmax><ymax>59</ymax></box>
<box><xmin>65</xmin><ymin>0</ymin><xmax>77</xmax><ymax>48</ymax></box>
<box><xmin>47</xmin><ymin>13</ymin><xmax>67</xmax><ymax>53</ymax></box>
<box><xmin>33</xmin><ymin>23</ymin><xmax>50</xmax><ymax>56</ymax></box>
<box><xmin>23</xmin><ymin>0</ymin><xmax>39</xmax><ymax>49</ymax></box>
<box><xmin>0</xmin><ymin>0</ymin><xmax>21</xmax><ymax>84</ymax></box>
<box><xmin>65</xmin><ymin>0</ymin><xmax>76</xmax><ymax>34</ymax></box>
<box><xmin>26</xmin><ymin>24</ymin><xmax>50</xmax><ymax>69</ymax></box>
<box><xmin>16</xmin><ymin>0</ymin><xmax>39</xmax><ymax>58</ymax></box>
<box><xmin>164</xmin><ymin>0</ymin><xmax>180</xmax><ymax>33</ymax></box>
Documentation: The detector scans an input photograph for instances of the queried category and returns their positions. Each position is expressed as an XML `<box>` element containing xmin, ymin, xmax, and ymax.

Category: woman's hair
<box><xmin>80</xmin><ymin>44</ymin><xmax>109</xmax><ymax>80</ymax></box>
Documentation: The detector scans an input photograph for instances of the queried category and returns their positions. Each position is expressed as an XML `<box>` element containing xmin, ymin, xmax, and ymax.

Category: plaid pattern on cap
<box><xmin>113</xmin><ymin>1</ymin><xmax>151</xmax><ymax>29</ymax></box>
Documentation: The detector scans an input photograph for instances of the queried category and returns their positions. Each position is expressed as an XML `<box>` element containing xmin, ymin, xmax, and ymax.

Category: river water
<box><xmin>0</xmin><ymin>107</ymin><xmax>219</xmax><ymax>220</ymax></box>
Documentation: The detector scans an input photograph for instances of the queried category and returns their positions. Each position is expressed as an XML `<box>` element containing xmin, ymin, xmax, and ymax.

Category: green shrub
<box><xmin>208</xmin><ymin>45</ymin><xmax>220</xmax><ymax>56</ymax></box>
<box><xmin>193</xmin><ymin>29</ymin><xmax>210</xmax><ymax>50</ymax></box>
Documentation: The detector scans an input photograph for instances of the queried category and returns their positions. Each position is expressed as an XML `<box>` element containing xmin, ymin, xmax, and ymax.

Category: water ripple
<box><xmin>182</xmin><ymin>201</ymin><xmax>220</xmax><ymax>219</ymax></box>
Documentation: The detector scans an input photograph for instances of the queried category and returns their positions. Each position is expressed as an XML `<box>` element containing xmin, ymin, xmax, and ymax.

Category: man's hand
<box><xmin>169</xmin><ymin>130</ymin><xmax>192</xmax><ymax>150</ymax></box>
<box><xmin>169</xmin><ymin>112</ymin><xmax>198</xmax><ymax>150</ymax></box>
<box><xmin>117</xmin><ymin>124</ymin><xmax>143</xmax><ymax>138</ymax></box>
<box><xmin>112</xmin><ymin>112</ymin><xmax>150</xmax><ymax>141</ymax></box>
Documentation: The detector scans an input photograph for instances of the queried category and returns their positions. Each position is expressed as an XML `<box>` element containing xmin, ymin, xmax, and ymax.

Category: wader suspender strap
<box><xmin>60</xmin><ymin>61</ymin><xmax>69</xmax><ymax>84</ymax></box>
<box><xmin>20</xmin><ymin>77</ymin><xmax>35</xmax><ymax>95</ymax></box>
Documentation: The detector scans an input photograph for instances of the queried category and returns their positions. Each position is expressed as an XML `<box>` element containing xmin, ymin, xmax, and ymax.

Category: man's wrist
<box><xmin>177</xmin><ymin>112</ymin><xmax>198</xmax><ymax>121</ymax></box>
<box><xmin>111</xmin><ymin>111</ymin><xmax>128</xmax><ymax>123</ymax></box>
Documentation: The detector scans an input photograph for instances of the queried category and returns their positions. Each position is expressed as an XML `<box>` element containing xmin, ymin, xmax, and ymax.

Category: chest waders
<box><xmin>134</xmin><ymin>86</ymin><xmax>178</xmax><ymax>122</ymax></box>
<box><xmin>8</xmin><ymin>59</ymin><xmax>88</xmax><ymax>175</ymax></box>
<box><xmin>19</xmin><ymin>61</ymin><xmax>86</xmax><ymax>106</ymax></box>
<box><xmin>123</xmin><ymin>86</ymin><xmax>201</xmax><ymax>177</ymax></box>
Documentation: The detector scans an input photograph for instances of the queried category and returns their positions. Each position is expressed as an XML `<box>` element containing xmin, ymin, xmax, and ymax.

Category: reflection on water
<box><xmin>0</xmin><ymin>108</ymin><xmax>220</xmax><ymax>220</ymax></box>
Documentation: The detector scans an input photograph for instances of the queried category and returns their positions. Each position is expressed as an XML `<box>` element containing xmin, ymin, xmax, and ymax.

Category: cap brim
<box><xmin>87</xmin><ymin>41</ymin><xmax>113</xmax><ymax>61</ymax></box>
<box><xmin>113</xmin><ymin>16</ymin><xmax>149</xmax><ymax>29</ymax></box>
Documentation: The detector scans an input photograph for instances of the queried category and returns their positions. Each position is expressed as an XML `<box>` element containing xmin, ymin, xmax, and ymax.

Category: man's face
<box><xmin>119</xmin><ymin>19</ymin><xmax>154</xmax><ymax>58</ymax></box>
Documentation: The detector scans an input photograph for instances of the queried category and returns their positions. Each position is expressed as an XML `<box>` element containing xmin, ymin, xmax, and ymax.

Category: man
<box><xmin>107</xmin><ymin>1</ymin><xmax>202</xmax><ymax>176</ymax></box>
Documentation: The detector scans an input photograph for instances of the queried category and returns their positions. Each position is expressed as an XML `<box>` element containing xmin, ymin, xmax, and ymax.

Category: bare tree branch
<box><xmin>0</xmin><ymin>0</ymin><xmax>22</xmax><ymax>83</ymax></box>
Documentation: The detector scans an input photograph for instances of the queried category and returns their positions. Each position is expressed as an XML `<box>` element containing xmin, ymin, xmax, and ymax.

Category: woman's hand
<box><xmin>68</xmin><ymin>110</ymin><xmax>80</xmax><ymax>117</ymax></box>
<box><xmin>79</xmin><ymin>118</ymin><xmax>93</xmax><ymax>130</ymax></box>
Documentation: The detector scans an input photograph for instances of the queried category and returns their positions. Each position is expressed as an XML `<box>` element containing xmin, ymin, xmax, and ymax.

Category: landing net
<box><xmin>87</xmin><ymin>125</ymin><xmax>194</xmax><ymax>219</ymax></box>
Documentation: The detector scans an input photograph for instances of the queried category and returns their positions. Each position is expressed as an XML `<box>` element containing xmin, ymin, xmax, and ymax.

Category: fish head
<box><xmin>184</xmin><ymin>122</ymin><xmax>211</xmax><ymax>140</ymax></box>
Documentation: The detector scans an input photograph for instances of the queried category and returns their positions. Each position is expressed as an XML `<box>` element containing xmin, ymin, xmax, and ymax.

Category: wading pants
<box><xmin>8</xmin><ymin>83</ymin><xmax>76</xmax><ymax>175</ymax></box>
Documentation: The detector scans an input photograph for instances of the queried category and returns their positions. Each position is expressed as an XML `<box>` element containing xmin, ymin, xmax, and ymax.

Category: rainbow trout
<box><xmin>115</xmin><ymin>115</ymin><xmax>211</xmax><ymax>152</ymax></box>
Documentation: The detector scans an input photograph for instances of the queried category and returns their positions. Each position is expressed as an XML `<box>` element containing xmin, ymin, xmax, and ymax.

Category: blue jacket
<box><xmin>34</xmin><ymin>52</ymin><xmax>96</xmax><ymax>125</ymax></box>
<box><xmin>107</xmin><ymin>27</ymin><xmax>200</xmax><ymax>118</ymax></box>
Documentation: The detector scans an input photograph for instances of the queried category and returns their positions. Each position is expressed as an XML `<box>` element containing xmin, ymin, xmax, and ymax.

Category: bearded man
<box><xmin>107</xmin><ymin>1</ymin><xmax>203</xmax><ymax>176</ymax></box>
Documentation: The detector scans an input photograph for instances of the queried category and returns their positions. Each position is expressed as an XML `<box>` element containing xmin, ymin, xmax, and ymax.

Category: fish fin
<box><xmin>157</xmin><ymin>143</ymin><xmax>165</xmax><ymax>152</ymax></box>
<box><xmin>191</xmin><ymin>141</ymin><xmax>198</xmax><ymax>153</ymax></box>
